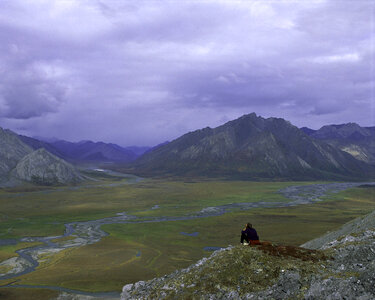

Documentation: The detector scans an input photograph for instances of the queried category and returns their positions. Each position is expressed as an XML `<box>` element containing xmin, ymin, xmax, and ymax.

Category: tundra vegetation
<box><xmin>0</xmin><ymin>173</ymin><xmax>373</xmax><ymax>299</ymax></box>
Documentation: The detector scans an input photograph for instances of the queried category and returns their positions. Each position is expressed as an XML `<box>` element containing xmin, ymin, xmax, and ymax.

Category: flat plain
<box><xmin>0</xmin><ymin>173</ymin><xmax>374</xmax><ymax>299</ymax></box>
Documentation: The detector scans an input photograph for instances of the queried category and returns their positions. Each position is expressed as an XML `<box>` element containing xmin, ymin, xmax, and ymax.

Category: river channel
<box><xmin>0</xmin><ymin>173</ymin><xmax>372</xmax><ymax>297</ymax></box>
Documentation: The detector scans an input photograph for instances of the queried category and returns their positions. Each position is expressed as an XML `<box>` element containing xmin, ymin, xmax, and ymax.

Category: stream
<box><xmin>0</xmin><ymin>176</ymin><xmax>373</xmax><ymax>297</ymax></box>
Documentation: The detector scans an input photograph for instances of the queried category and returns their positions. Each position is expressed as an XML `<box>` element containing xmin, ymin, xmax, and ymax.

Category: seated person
<box><xmin>241</xmin><ymin>223</ymin><xmax>260</xmax><ymax>245</ymax></box>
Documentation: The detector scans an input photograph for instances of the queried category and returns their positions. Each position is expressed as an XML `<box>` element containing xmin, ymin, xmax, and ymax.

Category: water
<box><xmin>0</xmin><ymin>180</ymin><xmax>371</xmax><ymax>296</ymax></box>
<box><xmin>180</xmin><ymin>232</ymin><xmax>199</xmax><ymax>237</ymax></box>
<box><xmin>203</xmin><ymin>247</ymin><xmax>223</xmax><ymax>251</ymax></box>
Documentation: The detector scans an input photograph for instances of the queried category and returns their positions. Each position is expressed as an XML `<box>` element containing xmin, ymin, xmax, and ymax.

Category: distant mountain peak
<box><xmin>304</xmin><ymin>122</ymin><xmax>375</xmax><ymax>164</ymax></box>
<box><xmin>300</xmin><ymin>127</ymin><xmax>316</xmax><ymax>135</ymax></box>
<box><xmin>132</xmin><ymin>113</ymin><xmax>373</xmax><ymax>180</ymax></box>
<box><xmin>313</xmin><ymin>122</ymin><xmax>372</xmax><ymax>139</ymax></box>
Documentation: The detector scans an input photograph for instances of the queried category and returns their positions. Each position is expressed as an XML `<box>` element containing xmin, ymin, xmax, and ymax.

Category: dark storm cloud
<box><xmin>0</xmin><ymin>0</ymin><xmax>373</xmax><ymax>145</ymax></box>
<box><xmin>0</xmin><ymin>54</ymin><xmax>67</xmax><ymax>119</ymax></box>
<box><xmin>0</xmin><ymin>20</ymin><xmax>69</xmax><ymax>119</ymax></box>
<box><xmin>0</xmin><ymin>79</ymin><xmax>65</xmax><ymax>119</ymax></box>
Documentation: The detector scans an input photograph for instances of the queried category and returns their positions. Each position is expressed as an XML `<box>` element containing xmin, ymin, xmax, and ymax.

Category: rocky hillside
<box><xmin>132</xmin><ymin>113</ymin><xmax>374</xmax><ymax>180</ymax></box>
<box><xmin>0</xmin><ymin>127</ymin><xmax>82</xmax><ymax>186</ymax></box>
<box><xmin>121</xmin><ymin>209</ymin><xmax>375</xmax><ymax>299</ymax></box>
<box><xmin>0</xmin><ymin>127</ymin><xmax>33</xmax><ymax>182</ymax></box>
<box><xmin>302</xmin><ymin>123</ymin><xmax>375</xmax><ymax>164</ymax></box>
<box><xmin>11</xmin><ymin>148</ymin><xmax>82</xmax><ymax>185</ymax></box>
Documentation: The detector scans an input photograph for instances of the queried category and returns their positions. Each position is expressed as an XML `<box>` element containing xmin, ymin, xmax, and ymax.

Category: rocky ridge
<box><xmin>0</xmin><ymin>127</ymin><xmax>33</xmax><ymax>182</ymax></box>
<box><xmin>11</xmin><ymin>148</ymin><xmax>82</xmax><ymax>185</ymax></box>
<box><xmin>302</xmin><ymin>123</ymin><xmax>375</xmax><ymax>164</ymax></box>
<box><xmin>132</xmin><ymin>113</ymin><xmax>374</xmax><ymax>180</ymax></box>
<box><xmin>0</xmin><ymin>127</ymin><xmax>82</xmax><ymax>186</ymax></box>
<box><xmin>121</xmin><ymin>209</ymin><xmax>375</xmax><ymax>299</ymax></box>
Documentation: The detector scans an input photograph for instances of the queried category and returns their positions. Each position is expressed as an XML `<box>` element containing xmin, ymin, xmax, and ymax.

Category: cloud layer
<box><xmin>0</xmin><ymin>0</ymin><xmax>373</xmax><ymax>146</ymax></box>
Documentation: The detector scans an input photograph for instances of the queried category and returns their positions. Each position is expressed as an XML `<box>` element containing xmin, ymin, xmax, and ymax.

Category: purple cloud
<box><xmin>0</xmin><ymin>0</ymin><xmax>373</xmax><ymax>146</ymax></box>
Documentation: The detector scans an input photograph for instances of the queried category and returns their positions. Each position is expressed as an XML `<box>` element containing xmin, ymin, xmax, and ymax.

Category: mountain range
<box><xmin>18</xmin><ymin>136</ymin><xmax>150</xmax><ymax>164</ymax></box>
<box><xmin>1</xmin><ymin>113</ymin><xmax>374</xmax><ymax>184</ymax></box>
<box><xmin>130</xmin><ymin>113</ymin><xmax>374</xmax><ymax>180</ymax></box>
<box><xmin>301</xmin><ymin>123</ymin><xmax>375</xmax><ymax>164</ymax></box>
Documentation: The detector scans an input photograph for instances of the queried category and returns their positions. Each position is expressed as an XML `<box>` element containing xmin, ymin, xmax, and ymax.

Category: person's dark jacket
<box><xmin>242</xmin><ymin>227</ymin><xmax>259</xmax><ymax>240</ymax></box>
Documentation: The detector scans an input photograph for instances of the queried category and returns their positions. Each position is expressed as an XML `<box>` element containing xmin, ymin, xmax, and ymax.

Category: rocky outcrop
<box><xmin>0</xmin><ymin>126</ymin><xmax>83</xmax><ymax>186</ymax></box>
<box><xmin>121</xmin><ymin>209</ymin><xmax>375</xmax><ymax>299</ymax></box>
<box><xmin>0</xmin><ymin>127</ymin><xmax>32</xmax><ymax>181</ymax></box>
<box><xmin>12</xmin><ymin>148</ymin><xmax>82</xmax><ymax>185</ymax></box>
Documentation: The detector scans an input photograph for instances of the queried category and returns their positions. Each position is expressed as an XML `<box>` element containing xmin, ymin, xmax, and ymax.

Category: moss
<box><xmin>142</xmin><ymin>244</ymin><xmax>329</xmax><ymax>299</ymax></box>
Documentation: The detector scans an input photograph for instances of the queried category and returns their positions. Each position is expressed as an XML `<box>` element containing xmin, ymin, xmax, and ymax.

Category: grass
<box><xmin>0</xmin><ymin>179</ymin><xmax>373</xmax><ymax>296</ymax></box>
<box><xmin>0</xmin><ymin>288</ymin><xmax>58</xmax><ymax>300</ymax></box>
<box><xmin>6</xmin><ymin>185</ymin><xmax>374</xmax><ymax>294</ymax></box>
<box><xmin>0</xmin><ymin>179</ymin><xmax>312</xmax><ymax>239</ymax></box>
<box><xmin>0</xmin><ymin>242</ymin><xmax>43</xmax><ymax>262</ymax></box>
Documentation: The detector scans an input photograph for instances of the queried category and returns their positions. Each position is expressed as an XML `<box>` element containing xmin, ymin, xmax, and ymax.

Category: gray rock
<box><xmin>12</xmin><ymin>148</ymin><xmax>82</xmax><ymax>185</ymax></box>
<box><xmin>302</xmin><ymin>210</ymin><xmax>375</xmax><ymax>249</ymax></box>
<box><xmin>0</xmin><ymin>127</ymin><xmax>32</xmax><ymax>181</ymax></box>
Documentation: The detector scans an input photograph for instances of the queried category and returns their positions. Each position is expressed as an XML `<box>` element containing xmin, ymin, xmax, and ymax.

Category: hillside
<box><xmin>132</xmin><ymin>113</ymin><xmax>374</xmax><ymax>180</ymax></box>
<box><xmin>121</xmin><ymin>208</ymin><xmax>375</xmax><ymax>299</ymax></box>
<box><xmin>12</xmin><ymin>148</ymin><xmax>82</xmax><ymax>185</ymax></box>
<box><xmin>0</xmin><ymin>128</ymin><xmax>33</xmax><ymax>182</ymax></box>
<box><xmin>0</xmin><ymin>127</ymin><xmax>82</xmax><ymax>186</ymax></box>
<box><xmin>302</xmin><ymin>123</ymin><xmax>375</xmax><ymax>164</ymax></box>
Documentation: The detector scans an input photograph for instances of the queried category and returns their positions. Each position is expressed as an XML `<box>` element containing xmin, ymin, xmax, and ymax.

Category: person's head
<box><xmin>246</xmin><ymin>223</ymin><xmax>252</xmax><ymax>228</ymax></box>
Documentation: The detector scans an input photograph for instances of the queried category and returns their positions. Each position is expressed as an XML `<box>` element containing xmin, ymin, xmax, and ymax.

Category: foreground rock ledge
<box><xmin>121</xmin><ymin>210</ymin><xmax>375</xmax><ymax>299</ymax></box>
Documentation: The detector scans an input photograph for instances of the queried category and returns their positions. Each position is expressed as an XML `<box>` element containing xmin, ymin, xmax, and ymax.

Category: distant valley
<box><xmin>0</xmin><ymin>114</ymin><xmax>374</xmax><ymax>299</ymax></box>
<box><xmin>1</xmin><ymin>113</ymin><xmax>374</xmax><ymax>186</ymax></box>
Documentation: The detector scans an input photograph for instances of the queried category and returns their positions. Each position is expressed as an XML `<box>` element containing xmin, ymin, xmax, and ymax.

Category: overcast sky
<box><xmin>0</xmin><ymin>0</ymin><xmax>374</xmax><ymax>146</ymax></box>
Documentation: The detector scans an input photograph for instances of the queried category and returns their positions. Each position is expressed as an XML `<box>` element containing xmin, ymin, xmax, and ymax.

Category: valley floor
<box><xmin>0</xmin><ymin>170</ymin><xmax>374</xmax><ymax>299</ymax></box>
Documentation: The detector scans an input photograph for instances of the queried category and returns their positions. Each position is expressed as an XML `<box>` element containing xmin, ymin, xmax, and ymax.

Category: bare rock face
<box><xmin>12</xmin><ymin>148</ymin><xmax>82</xmax><ymax>185</ymax></box>
<box><xmin>0</xmin><ymin>128</ymin><xmax>32</xmax><ymax>181</ymax></box>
